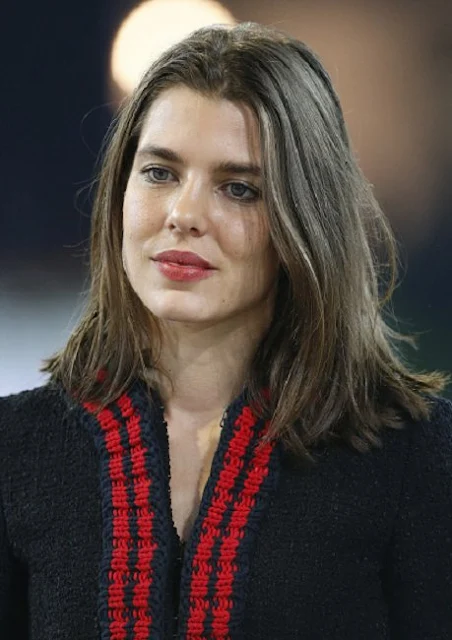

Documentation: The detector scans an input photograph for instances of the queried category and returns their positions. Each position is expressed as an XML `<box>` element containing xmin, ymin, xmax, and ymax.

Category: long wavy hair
<box><xmin>44</xmin><ymin>22</ymin><xmax>447</xmax><ymax>461</ymax></box>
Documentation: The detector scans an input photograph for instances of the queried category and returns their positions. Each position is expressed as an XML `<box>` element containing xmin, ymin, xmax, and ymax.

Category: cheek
<box><xmin>246</xmin><ymin>219</ymin><xmax>279</xmax><ymax>282</ymax></box>
<box><xmin>122</xmin><ymin>189</ymin><xmax>160</xmax><ymax>242</ymax></box>
<box><xmin>226</xmin><ymin>214</ymin><xmax>274</xmax><ymax>265</ymax></box>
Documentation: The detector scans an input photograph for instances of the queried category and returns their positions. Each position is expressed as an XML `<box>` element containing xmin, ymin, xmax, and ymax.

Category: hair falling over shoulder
<box><xmin>43</xmin><ymin>22</ymin><xmax>448</xmax><ymax>462</ymax></box>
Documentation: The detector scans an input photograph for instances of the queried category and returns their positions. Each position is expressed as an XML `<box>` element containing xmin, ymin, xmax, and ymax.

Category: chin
<box><xmin>154</xmin><ymin>310</ymin><xmax>207</xmax><ymax>323</ymax></box>
<box><xmin>141</xmin><ymin>295</ymin><xmax>214</xmax><ymax>324</ymax></box>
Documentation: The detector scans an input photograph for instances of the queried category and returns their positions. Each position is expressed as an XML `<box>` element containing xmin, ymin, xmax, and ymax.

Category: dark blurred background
<box><xmin>1</xmin><ymin>0</ymin><xmax>451</xmax><ymax>396</ymax></box>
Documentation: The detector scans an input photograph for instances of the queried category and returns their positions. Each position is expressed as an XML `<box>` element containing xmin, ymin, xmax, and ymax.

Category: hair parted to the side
<box><xmin>43</xmin><ymin>21</ymin><xmax>448</xmax><ymax>462</ymax></box>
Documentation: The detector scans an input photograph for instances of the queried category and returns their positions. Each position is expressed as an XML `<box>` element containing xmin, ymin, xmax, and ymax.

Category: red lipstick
<box><xmin>153</xmin><ymin>250</ymin><xmax>215</xmax><ymax>282</ymax></box>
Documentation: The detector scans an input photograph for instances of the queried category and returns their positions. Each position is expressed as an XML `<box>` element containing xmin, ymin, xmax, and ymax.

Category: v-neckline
<box><xmin>148</xmin><ymin>385</ymin><xmax>214</xmax><ymax>552</ymax></box>
<box><xmin>82</xmin><ymin>378</ymin><xmax>281</xmax><ymax>638</ymax></box>
<box><xmin>153</xmin><ymin>389</ymin><xmax>228</xmax><ymax>550</ymax></box>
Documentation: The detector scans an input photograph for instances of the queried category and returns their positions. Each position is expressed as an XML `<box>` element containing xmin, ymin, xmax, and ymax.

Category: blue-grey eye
<box><xmin>148</xmin><ymin>167</ymin><xmax>172</xmax><ymax>182</ymax></box>
<box><xmin>227</xmin><ymin>182</ymin><xmax>259</xmax><ymax>201</ymax></box>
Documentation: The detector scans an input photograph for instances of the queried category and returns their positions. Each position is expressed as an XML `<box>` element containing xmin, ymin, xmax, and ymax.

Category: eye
<box><xmin>224</xmin><ymin>182</ymin><xmax>260</xmax><ymax>202</ymax></box>
<box><xmin>143</xmin><ymin>166</ymin><xmax>175</xmax><ymax>183</ymax></box>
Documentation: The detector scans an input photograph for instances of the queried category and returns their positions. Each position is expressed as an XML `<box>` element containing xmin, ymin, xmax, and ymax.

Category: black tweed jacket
<box><xmin>0</xmin><ymin>381</ymin><xmax>451</xmax><ymax>639</ymax></box>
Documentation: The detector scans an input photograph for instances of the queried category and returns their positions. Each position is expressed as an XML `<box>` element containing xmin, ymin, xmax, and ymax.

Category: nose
<box><xmin>165</xmin><ymin>177</ymin><xmax>208</xmax><ymax>236</ymax></box>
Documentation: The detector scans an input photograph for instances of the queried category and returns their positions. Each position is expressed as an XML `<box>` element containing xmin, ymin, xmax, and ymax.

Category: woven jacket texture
<box><xmin>0</xmin><ymin>381</ymin><xmax>451</xmax><ymax>639</ymax></box>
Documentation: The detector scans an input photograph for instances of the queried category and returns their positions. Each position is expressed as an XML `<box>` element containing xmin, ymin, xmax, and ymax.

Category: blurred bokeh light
<box><xmin>111</xmin><ymin>0</ymin><xmax>236</xmax><ymax>96</ymax></box>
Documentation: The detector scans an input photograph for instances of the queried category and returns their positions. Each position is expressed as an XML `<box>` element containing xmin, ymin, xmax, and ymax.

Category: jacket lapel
<box><xmin>82</xmin><ymin>380</ymin><xmax>281</xmax><ymax>639</ymax></box>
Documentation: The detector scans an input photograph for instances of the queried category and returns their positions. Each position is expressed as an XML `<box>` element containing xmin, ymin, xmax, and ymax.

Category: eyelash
<box><xmin>141</xmin><ymin>166</ymin><xmax>261</xmax><ymax>203</ymax></box>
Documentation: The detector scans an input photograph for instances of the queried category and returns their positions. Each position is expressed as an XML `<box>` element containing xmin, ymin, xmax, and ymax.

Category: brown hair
<box><xmin>44</xmin><ymin>22</ymin><xmax>447</xmax><ymax>462</ymax></box>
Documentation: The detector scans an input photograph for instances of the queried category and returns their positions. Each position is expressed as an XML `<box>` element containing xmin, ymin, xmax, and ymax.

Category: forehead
<box><xmin>137</xmin><ymin>86</ymin><xmax>261</xmax><ymax>162</ymax></box>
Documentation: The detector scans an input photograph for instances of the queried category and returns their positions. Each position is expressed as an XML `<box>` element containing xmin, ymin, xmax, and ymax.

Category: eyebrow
<box><xmin>135</xmin><ymin>144</ymin><xmax>261</xmax><ymax>178</ymax></box>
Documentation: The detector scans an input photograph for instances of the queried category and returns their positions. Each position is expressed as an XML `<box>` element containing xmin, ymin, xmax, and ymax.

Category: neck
<box><xmin>147</xmin><ymin>311</ymin><xmax>271</xmax><ymax>420</ymax></box>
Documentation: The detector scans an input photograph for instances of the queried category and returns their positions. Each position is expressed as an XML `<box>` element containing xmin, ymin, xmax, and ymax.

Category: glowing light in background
<box><xmin>110</xmin><ymin>0</ymin><xmax>236</xmax><ymax>96</ymax></box>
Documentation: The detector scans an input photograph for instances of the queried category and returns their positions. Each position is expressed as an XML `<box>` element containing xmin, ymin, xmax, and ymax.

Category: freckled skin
<box><xmin>122</xmin><ymin>86</ymin><xmax>280</xmax><ymax>330</ymax></box>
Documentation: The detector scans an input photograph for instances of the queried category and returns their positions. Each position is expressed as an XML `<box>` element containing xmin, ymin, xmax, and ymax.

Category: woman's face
<box><xmin>122</xmin><ymin>85</ymin><xmax>280</xmax><ymax>330</ymax></box>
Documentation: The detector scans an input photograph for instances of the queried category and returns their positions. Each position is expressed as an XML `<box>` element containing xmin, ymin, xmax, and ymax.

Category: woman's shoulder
<box><xmin>368</xmin><ymin>393</ymin><xmax>452</xmax><ymax>471</ymax></box>
<box><xmin>400</xmin><ymin>394</ymin><xmax>452</xmax><ymax>452</ymax></box>
<box><xmin>377</xmin><ymin>394</ymin><xmax>452</xmax><ymax>499</ymax></box>
<box><xmin>308</xmin><ymin>394</ymin><xmax>452</xmax><ymax>486</ymax></box>
<box><xmin>0</xmin><ymin>382</ymin><xmax>74</xmax><ymax>447</ymax></box>
<box><xmin>423</xmin><ymin>393</ymin><xmax>452</xmax><ymax>422</ymax></box>
<box><xmin>0</xmin><ymin>381</ymin><xmax>70</xmax><ymax>415</ymax></box>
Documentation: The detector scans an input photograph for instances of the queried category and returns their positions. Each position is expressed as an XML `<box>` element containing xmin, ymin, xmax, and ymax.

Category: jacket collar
<box><xmin>82</xmin><ymin>379</ymin><xmax>281</xmax><ymax>639</ymax></box>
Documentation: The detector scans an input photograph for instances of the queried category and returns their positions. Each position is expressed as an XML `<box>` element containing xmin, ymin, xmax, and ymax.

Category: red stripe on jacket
<box><xmin>212</xmin><ymin>414</ymin><xmax>273</xmax><ymax>636</ymax></box>
<box><xmin>84</xmin><ymin>402</ymin><xmax>131</xmax><ymax>640</ymax></box>
<box><xmin>117</xmin><ymin>393</ymin><xmax>158</xmax><ymax>639</ymax></box>
<box><xmin>185</xmin><ymin>404</ymin><xmax>257</xmax><ymax>637</ymax></box>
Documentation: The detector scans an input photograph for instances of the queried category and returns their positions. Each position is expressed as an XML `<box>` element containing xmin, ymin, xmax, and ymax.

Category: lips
<box><xmin>153</xmin><ymin>250</ymin><xmax>214</xmax><ymax>269</ymax></box>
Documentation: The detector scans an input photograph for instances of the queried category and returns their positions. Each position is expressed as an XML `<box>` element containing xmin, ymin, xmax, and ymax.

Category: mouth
<box><xmin>153</xmin><ymin>259</ymin><xmax>213</xmax><ymax>269</ymax></box>
<box><xmin>153</xmin><ymin>250</ymin><xmax>214</xmax><ymax>270</ymax></box>
<box><xmin>152</xmin><ymin>259</ymin><xmax>215</xmax><ymax>282</ymax></box>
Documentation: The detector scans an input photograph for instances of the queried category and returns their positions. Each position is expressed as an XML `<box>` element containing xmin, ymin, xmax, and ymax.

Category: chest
<box><xmin>14</xmin><ymin>445</ymin><xmax>395</xmax><ymax>640</ymax></box>
<box><xmin>7</xmin><ymin>390</ymin><xmax>405</xmax><ymax>639</ymax></box>
<box><xmin>166</xmin><ymin>417</ymin><xmax>222</xmax><ymax>542</ymax></box>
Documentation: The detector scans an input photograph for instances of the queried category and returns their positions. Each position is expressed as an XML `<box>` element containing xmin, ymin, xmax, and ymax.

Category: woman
<box><xmin>1</xmin><ymin>21</ymin><xmax>451</xmax><ymax>640</ymax></box>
